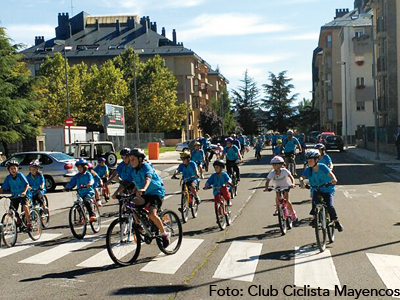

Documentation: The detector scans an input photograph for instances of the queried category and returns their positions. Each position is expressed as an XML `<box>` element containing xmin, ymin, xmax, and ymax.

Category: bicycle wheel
<box><xmin>69</xmin><ymin>205</ymin><xmax>87</xmax><ymax>239</ymax></box>
<box><xmin>157</xmin><ymin>210</ymin><xmax>183</xmax><ymax>255</ymax></box>
<box><xmin>1</xmin><ymin>213</ymin><xmax>17</xmax><ymax>247</ymax></box>
<box><xmin>278</xmin><ymin>205</ymin><xmax>287</xmax><ymax>235</ymax></box>
<box><xmin>327</xmin><ymin>213</ymin><xmax>335</xmax><ymax>243</ymax></box>
<box><xmin>90</xmin><ymin>201</ymin><xmax>101</xmax><ymax>233</ymax></box>
<box><xmin>215</xmin><ymin>202</ymin><xmax>227</xmax><ymax>230</ymax></box>
<box><xmin>225</xmin><ymin>201</ymin><xmax>232</xmax><ymax>226</ymax></box>
<box><xmin>106</xmin><ymin>217</ymin><xmax>141</xmax><ymax>266</ymax></box>
<box><xmin>40</xmin><ymin>195</ymin><xmax>50</xmax><ymax>228</ymax></box>
<box><xmin>180</xmin><ymin>191</ymin><xmax>189</xmax><ymax>223</ymax></box>
<box><xmin>315</xmin><ymin>206</ymin><xmax>327</xmax><ymax>252</ymax></box>
<box><xmin>230</xmin><ymin>176</ymin><xmax>236</xmax><ymax>199</ymax></box>
<box><xmin>287</xmin><ymin>217</ymin><xmax>293</xmax><ymax>230</ymax></box>
<box><xmin>28</xmin><ymin>210</ymin><xmax>42</xmax><ymax>241</ymax></box>
<box><xmin>190</xmin><ymin>195</ymin><xmax>199</xmax><ymax>219</ymax></box>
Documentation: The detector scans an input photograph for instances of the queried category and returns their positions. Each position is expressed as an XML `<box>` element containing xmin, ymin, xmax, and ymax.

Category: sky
<box><xmin>1</xmin><ymin>0</ymin><xmax>355</xmax><ymax>103</ymax></box>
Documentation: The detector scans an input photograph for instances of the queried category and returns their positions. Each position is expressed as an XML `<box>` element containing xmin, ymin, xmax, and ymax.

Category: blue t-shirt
<box><xmin>284</xmin><ymin>137</ymin><xmax>300</xmax><ymax>153</ymax></box>
<box><xmin>191</xmin><ymin>149</ymin><xmax>205</xmax><ymax>162</ymax></box>
<box><xmin>94</xmin><ymin>164</ymin><xmax>109</xmax><ymax>178</ymax></box>
<box><xmin>116</xmin><ymin>161</ymin><xmax>132</xmax><ymax>181</ymax></box>
<box><xmin>127</xmin><ymin>163</ymin><xmax>165</xmax><ymax>198</ymax></box>
<box><xmin>302</xmin><ymin>163</ymin><xmax>334</xmax><ymax>194</ymax></box>
<box><xmin>223</xmin><ymin>145</ymin><xmax>239</xmax><ymax>161</ymax></box>
<box><xmin>273</xmin><ymin>146</ymin><xmax>283</xmax><ymax>155</ymax></box>
<box><xmin>238</xmin><ymin>136</ymin><xmax>245</xmax><ymax>145</ymax></box>
<box><xmin>271</xmin><ymin>136</ymin><xmax>277</xmax><ymax>143</ymax></box>
<box><xmin>200</xmin><ymin>138</ymin><xmax>210</xmax><ymax>149</ymax></box>
<box><xmin>65</xmin><ymin>171</ymin><xmax>95</xmax><ymax>198</ymax></box>
<box><xmin>26</xmin><ymin>173</ymin><xmax>46</xmax><ymax>195</ymax></box>
<box><xmin>319</xmin><ymin>154</ymin><xmax>332</xmax><ymax>168</ymax></box>
<box><xmin>177</xmin><ymin>161</ymin><xmax>198</xmax><ymax>181</ymax></box>
<box><xmin>2</xmin><ymin>172</ymin><xmax>32</xmax><ymax>199</ymax></box>
<box><xmin>206</xmin><ymin>171</ymin><xmax>231</xmax><ymax>196</ymax></box>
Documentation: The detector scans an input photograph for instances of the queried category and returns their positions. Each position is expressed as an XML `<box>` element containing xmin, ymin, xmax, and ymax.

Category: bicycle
<box><xmin>227</xmin><ymin>161</ymin><xmax>239</xmax><ymax>199</ymax></box>
<box><xmin>267</xmin><ymin>187</ymin><xmax>293</xmax><ymax>235</ymax></box>
<box><xmin>0</xmin><ymin>195</ymin><xmax>42</xmax><ymax>247</ymax></box>
<box><xmin>32</xmin><ymin>190</ymin><xmax>50</xmax><ymax>228</ymax></box>
<box><xmin>284</xmin><ymin>152</ymin><xmax>296</xmax><ymax>176</ymax></box>
<box><xmin>255</xmin><ymin>148</ymin><xmax>261</xmax><ymax>161</ymax></box>
<box><xmin>172</xmin><ymin>175</ymin><xmax>199</xmax><ymax>223</ymax></box>
<box><xmin>204</xmin><ymin>185</ymin><xmax>232</xmax><ymax>230</ymax></box>
<box><xmin>106</xmin><ymin>195</ymin><xmax>183</xmax><ymax>266</ymax></box>
<box><xmin>67</xmin><ymin>188</ymin><xmax>101</xmax><ymax>239</ymax></box>
<box><xmin>305</xmin><ymin>183</ymin><xmax>335</xmax><ymax>252</ymax></box>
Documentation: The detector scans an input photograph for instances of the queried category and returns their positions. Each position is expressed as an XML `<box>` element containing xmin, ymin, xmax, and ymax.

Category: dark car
<box><xmin>325</xmin><ymin>135</ymin><xmax>344</xmax><ymax>152</ymax></box>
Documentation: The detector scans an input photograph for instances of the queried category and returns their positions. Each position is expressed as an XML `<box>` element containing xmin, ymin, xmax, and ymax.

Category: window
<box><xmin>354</xmin><ymin>28</ymin><xmax>364</xmax><ymax>38</ymax></box>
<box><xmin>326</xmin><ymin>35</ymin><xmax>332</xmax><ymax>49</ymax></box>
<box><xmin>327</xmin><ymin>90</ymin><xmax>333</xmax><ymax>101</ymax></box>
<box><xmin>356</xmin><ymin>101</ymin><xmax>365</xmax><ymax>111</ymax></box>
<box><xmin>326</xmin><ymin>73</ymin><xmax>332</xmax><ymax>86</ymax></box>
<box><xmin>39</xmin><ymin>155</ymin><xmax>53</xmax><ymax>165</ymax></box>
<box><xmin>79</xmin><ymin>145</ymin><xmax>91</xmax><ymax>158</ymax></box>
<box><xmin>327</xmin><ymin>108</ymin><xmax>333</xmax><ymax>121</ymax></box>
<box><xmin>325</xmin><ymin>56</ymin><xmax>332</xmax><ymax>69</ymax></box>
<box><xmin>356</xmin><ymin>77</ymin><xmax>365</xmax><ymax>87</ymax></box>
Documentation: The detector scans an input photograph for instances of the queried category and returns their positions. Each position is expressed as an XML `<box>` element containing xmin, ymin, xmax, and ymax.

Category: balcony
<box><xmin>353</xmin><ymin>35</ymin><xmax>372</xmax><ymax>55</ymax></box>
<box><xmin>377</xmin><ymin>96</ymin><xmax>388</xmax><ymax>112</ymax></box>
<box><xmin>377</xmin><ymin>56</ymin><xmax>387</xmax><ymax>72</ymax></box>
<box><xmin>376</xmin><ymin>16</ymin><xmax>386</xmax><ymax>34</ymax></box>
<box><xmin>356</xmin><ymin>85</ymin><xmax>374</xmax><ymax>103</ymax></box>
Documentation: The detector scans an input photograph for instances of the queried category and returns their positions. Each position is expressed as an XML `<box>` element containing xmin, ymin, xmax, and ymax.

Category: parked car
<box><xmin>325</xmin><ymin>135</ymin><xmax>344</xmax><ymax>152</ymax></box>
<box><xmin>65</xmin><ymin>141</ymin><xmax>117</xmax><ymax>168</ymax></box>
<box><xmin>317</xmin><ymin>132</ymin><xmax>335</xmax><ymax>144</ymax></box>
<box><xmin>309</xmin><ymin>131</ymin><xmax>321</xmax><ymax>143</ymax></box>
<box><xmin>0</xmin><ymin>152</ymin><xmax>77</xmax><ymax>192</ymax></box>
<box><xmin>175</xmin><ymin>139</ymin><xmax>218</xmax><ymax>152</ymax></box>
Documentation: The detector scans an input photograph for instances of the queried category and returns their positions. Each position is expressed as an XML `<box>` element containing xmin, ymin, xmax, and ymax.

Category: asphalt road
<box><xmin>1</xmin><ymin>148</ymin><xmax>400</xmax><ymax>300</ymax></box>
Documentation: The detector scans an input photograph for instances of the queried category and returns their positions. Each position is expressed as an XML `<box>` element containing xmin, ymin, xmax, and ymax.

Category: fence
<box><xmin>99</xmin><ymin>133</ymin><xmax>165</xmax><ymax>151</ymax></box>
<box><xmin>356</xmin><ymin>126</ymin><xmax>400</xmax><ymax>155</ymax></box>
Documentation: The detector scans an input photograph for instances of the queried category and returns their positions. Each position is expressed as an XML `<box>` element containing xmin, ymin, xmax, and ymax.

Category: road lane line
<box><xmin>163</xmin><ymin>165</ymin><xmax>179</xmax><ymax>173</ymax></box>
<box><xmin>294</xmin><ymin>246</ymin><xmax>341</xmax><ymax>291</ymax></box>
<box><xmin>141</xmin><ymin>238</ymin><xmax>204</xmax><ymax>274</ymax></box>
<box><xmin>367</xmin><ymin>253</ymin><xmax>400</xmax><ymax>298</ymax></box>
<box><xmin>0</xmin><ymin>233</ymin><xmax>62</xmax><ymax>259</ymax></box>
<box><xmin>213</xmin><ymin>241</ymin><xmax>263</xmax><ymax>282</ymax></box>
<box><xmin>19</xmin><ymin>235</ymin><xmax>99</xmax><ymax>265</ymax></box>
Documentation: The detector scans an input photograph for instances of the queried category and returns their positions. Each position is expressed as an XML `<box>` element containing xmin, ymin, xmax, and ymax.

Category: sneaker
<box><xmin>161</xmin><ymin>233</ymin><xmax>170</xmax><ymax>248</ymax></box>
<box><xmin>97</xmin><ymin>201</ymin><xmax>102</xmax><ymax>207</ymax></box>
<box><xmin>273</xmin><ymin>209</ymin><xmax>278</xmax><ymax>216</ymax></box>
<box><xmin>195</xmin><ymin>197</ymin><xmax>201</xmax><ymax>205</ymax></box>
<box><xmin>335</xmin><ymin>220</ymin><xmax>344</xmax><ymax>232</ymax></box>
<box><xmin>291</xmin><ymin>211</ymin><xmax>298</xmax><ymax>221</ymax></box>
<box><xmin>226</xmin><ymin>200</ymin><xmax>232</xmax><ymax>206</ymax></box>
<box><xmin>89</xmin><ymin>215</ymin><xmax>97</xmax><ymax>222</ymax></box>
<box><xmin>105</xmin><ymin>196</ymin><xmax>109</xmax><ymax>202</ymax></box>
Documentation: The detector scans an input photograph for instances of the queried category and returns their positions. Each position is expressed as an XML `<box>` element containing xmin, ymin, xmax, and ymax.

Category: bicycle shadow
<box><xmin>239</xmin><ymin>249</ymin><xmax>295</xmax><ymax>263</ymax></box>
<box><xmin>218</xmin><ymin>228</ymin><xmax>283</xmax><ymax>243</ymax></box>
<box><xmin>183</xmin><ymin>226</ymin><xmax>220</xmax><ymax>237</ymax></box>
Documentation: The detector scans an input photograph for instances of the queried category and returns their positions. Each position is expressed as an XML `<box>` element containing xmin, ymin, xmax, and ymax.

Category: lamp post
<box><xmin>184</xmin><ymin>75</ymin><xmax>194</xmax><ymax>141</ymax></box>
<box><xmin>371</xmin><ymin>14</ymin><xmax>380</xmax><ymax>160</ymax></box>
<box><xmin>132</xmin><ymin>49</ymin><xmax>144</xmax><ymax>148</ymax></box>
<box><xmin>338</xmin><ymin>61</ymin><xmax>348</xmax><ymax>149</ymax></box>
<box><xmin>54</xmin><ymin>39</ymin><xmax>71</xmax><ymax>145</ymax></box>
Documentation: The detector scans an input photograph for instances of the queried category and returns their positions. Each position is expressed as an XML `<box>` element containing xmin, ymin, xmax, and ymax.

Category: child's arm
<box><xmin>328</xmin><ymin>171</ymin><xmax>337</xmax><ymax>185</ymax></box>
<box><xmin>21</xmin><ymin>184</ymin><xmax>30</xmax><ymax>197</ymax></box>
<box><xmin>264</xmin><ymin>178</ymin><xmax>271</xmax><ymax>191</ymax></box>
<box><xmin>288</xmin><ymin>173</ymin><xmax>295</xmax><ymax>187</ymax></box>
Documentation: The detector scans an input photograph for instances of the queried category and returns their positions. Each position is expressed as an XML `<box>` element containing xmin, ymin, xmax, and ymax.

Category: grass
<box><xmin>116</xmin><ymin>146</ymin><xmax>176</xmax><ymax>159</ymax></box>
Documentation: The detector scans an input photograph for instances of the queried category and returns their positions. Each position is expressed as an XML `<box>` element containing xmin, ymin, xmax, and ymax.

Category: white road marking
<box><xmin>213</xmin><ymin>241</ymin><xmax>263</xmax><ymax>282</ymax></box>
<box><xmin>141</xmin><ymin>238</ymin><xmax>204</xmax><ymax>274</ymax></box>
<box><xmin>367</xmin><ymin>253</ymin><xmax>400</xmax><ymax>298</ymax></box>
<box><xmin>294</xmin><ymin>246</ymin><xmax>341</xmax><ymax>291</ymax></box>
<box><xmin>163</xmin><ymin>165</ymin><xmax>179</xmax><ymax>173</ymax></box>
<box><xmin>342</xmin><ymin>189</ymin><xmax>352</xmax><ymax>199</ymax></box>
<box><xmin>0</xmin><ymin>233</ymin><xmax>62</xmax><ymax>259</ymax></box>
<box><xmin>367</xmin><ymin>190</ymin><xmax>382</xmax><ymax>198</ymax></box>
<box><xmin>164</xmin><ymin>190</ymin><xmax>181</xmax><ymax>200</ymax></box>
<box><xmin>19</xmin><ymin>235</ymin><xmax>99</xmax><ymax>265</ymax></box>
<box><xmin>77</xmin><ymin>248</ymin><xmax>113</xmax><ymax>268</ymax></box>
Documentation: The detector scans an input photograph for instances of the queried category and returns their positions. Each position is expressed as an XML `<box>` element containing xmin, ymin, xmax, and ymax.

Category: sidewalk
<box><xmin>148</xmin><ymin>150</ymin><xmax>180</xmax><ymax>164</ymax></box>
<box><xmin>346</xmin><ymin>145</ymin><xmax>400</xmax><ymax>165</ymax></box>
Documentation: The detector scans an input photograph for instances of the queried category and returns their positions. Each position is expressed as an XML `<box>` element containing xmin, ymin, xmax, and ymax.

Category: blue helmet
<box><xmin>305</xmin><ymin>150</ymin><xmax>320</xmax><ymax>160</ymax></box>
<box><xmin>226</xmin><ymin>137</ymin><xmax>233</xmax><ymax>143</ymax></box>
<box><xmin>97</xmin><ymin>157</ymin><xmax>106</xmax><ymax>162</ymax></box>
<box><xmin>75</xmin><ymin>158</ymin><xmax>88</xmax><ymax>166</ymax></box>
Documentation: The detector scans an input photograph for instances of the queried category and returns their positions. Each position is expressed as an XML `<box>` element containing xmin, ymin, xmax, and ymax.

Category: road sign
<box><xmin>105</xmin><ymin>104</ymin><xmax>125</xmax><ymax>136</ymax></box>
<box><xmin>65</xmin><ymin>117</ymin><xmax>74</xmax><ymax>126</ymax></box>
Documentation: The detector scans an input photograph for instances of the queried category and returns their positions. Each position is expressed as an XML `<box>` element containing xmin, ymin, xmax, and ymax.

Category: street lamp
<box><xmin>371</xmin><ymin>14</ymin><xmax>380</xmax><ymax>160</ymax></box>
<box><xmin>54</xmin><ymin>39</ymin><xmax>71</xmax><ymax>145</ymax></box>
<box><xmin>132</xmin><ymin>48</ymin><xmax>144</xmax><ymax>148</ymax></box>
<box><xmin>338</xmin><ymin>61</ymin><xmax>348</xmax><ymax>149</ymax></box>
<box><xmin>184</xmin><ymin>75</ymin><xmax>194</xmax><ymax>141</ymax></box>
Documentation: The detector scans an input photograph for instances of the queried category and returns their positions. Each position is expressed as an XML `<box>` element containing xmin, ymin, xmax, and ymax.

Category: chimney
<box><xmin>116</xmin><ymin>20</ymin><xmax>121</xmax><ymax>35</ymax></box>
<box><xmin>151</xmin><ymin>22</ymin><xmax>157</xmax><ymax>32</ymax></box>
<box><xmin>146</xmin><ymin>16</ymin><xmax>150</xmax><ymax>29</ymax></box>
<box><xmin>172</xmin><ymin>29</ymin><xmax>177</xmax><ymax>45</ymax></box>
<box><xmin>127</xmin><ymin>17</ymin><xmax>135</xmax><ymax>29</ymax></box>
<box><xmin>56</xmin><ymin>12</ymin><xmax>71</xmax><ymax>39</ymax></box>
<box><xmin>95</xmin><ymin>19</ymin><xmax>99</xmax><ymax>30</ymax></box>
<box><xmin>35</xmin><ymin>36</ymin><xmax>45</xmax><ymax>46</ymax></box>
<box><xmin>162</xmin><ymin>27</ymin><xmax>166</xmax><ymax>37</ymax></box>
<box><xmin>335</xmin><ymin>8</ymin><xmax>349</xmax><ymax>19</ymax></box>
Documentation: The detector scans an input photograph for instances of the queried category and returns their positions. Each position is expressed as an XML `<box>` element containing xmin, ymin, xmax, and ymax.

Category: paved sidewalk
<box><xmin>346</xmin><ymin>145</ymin><xmax>400</xmax><ymax>165</ymax></box>
<box><xmin>148</xmin><ymin>150</ymin><xmax>180</xmax><ymax>164</ymax></box>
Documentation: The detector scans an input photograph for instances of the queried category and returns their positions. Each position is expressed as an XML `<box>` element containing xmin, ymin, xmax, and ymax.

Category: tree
<box><xmin>294</xmin><ymin>98</ymin><xmax>319</xmax><ymax>133</ymax></box>
<box><xmin>0</xmin><ymin>27</ymin><xmax>41</xmax><ymax>156</ymax></box>
<box><xmin>199</xmin><ymin>108</ymin><xmax>223</xmax><ymax>136</ymax></box>
<box><xmin>210</xmin><ymin>85</ymin><xmax>236</xmax><ymax>135</ymax></box>
<box><xmin>262</xmin><ymin>71</ymin><xmax>298</xmax><ymax>133</ymax></box>
<box><xmin>231</xmin><ymin>70</ymin><xmax>260</xmax><ymax>134</ymax></box>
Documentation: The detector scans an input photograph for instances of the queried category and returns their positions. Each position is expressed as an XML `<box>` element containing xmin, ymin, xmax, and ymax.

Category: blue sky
<box><xmin>1</xmin><ymin>0</ymin><xmax>354</xmax><ymax>103</ymax></box>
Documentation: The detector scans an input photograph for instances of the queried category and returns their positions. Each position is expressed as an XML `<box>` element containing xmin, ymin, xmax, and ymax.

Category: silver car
<box><xmin>0</xmin><ymin>152</ymin><xmax>77</xmax><ymax>192</ymax></box>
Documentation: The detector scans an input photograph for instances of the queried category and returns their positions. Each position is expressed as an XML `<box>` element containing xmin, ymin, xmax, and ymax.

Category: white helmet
<box><xmin>270</xmin><ymin>156</ymin><xmax>285</xmax><ymax>164</ymax></box>
<box><xmin>287</xmin><ymin>130</ymin><xmax>294</xmax><ymax>135</ymax></box>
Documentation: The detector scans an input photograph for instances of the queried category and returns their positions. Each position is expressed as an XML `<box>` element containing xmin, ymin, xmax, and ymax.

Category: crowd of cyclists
<box><xmin>0</xmin><ymin>129</ymin><xmax>343</xmax><ymax>250</ymax></box>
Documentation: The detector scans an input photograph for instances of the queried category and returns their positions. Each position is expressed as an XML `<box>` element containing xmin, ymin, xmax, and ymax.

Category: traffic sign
<box><xmin>65</xmin><ymin>117</ymin><xmax>74</xmax><ymax>126</ymax></box>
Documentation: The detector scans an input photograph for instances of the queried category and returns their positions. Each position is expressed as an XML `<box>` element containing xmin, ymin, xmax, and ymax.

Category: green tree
<box><xmin>0</xmin><ymin>27</ymin><xmax>40</xmax><ymax>156</ymax></box>
<box><xmin>210</xmin><ymin>85</ymin><xmax>236</xmax><ymax>134</ymax></box>
<box><xmin>262</xmin><ymin>71</ymin><xmax>298</xmax><ymax>133</ymax></box>
<box><xmin>199</xmin><ymin>108</ymin><xmax>222</xmax><ymax>136</ymax></box>
<box><xmin>231</xmin><ymin>70</ymin><xmax>260</xmax><ymax>135</ymax></box>
<box><xmin>294</xmin><ymin>98</ymin><xmax>319</xmax><ymax>133</ymax></box>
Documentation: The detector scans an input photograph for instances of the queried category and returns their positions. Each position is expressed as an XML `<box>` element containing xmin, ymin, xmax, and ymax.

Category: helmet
<box><xmin>129</xmin><ymin>148</ymin><xmax>146</xmax><ymax>160</ymax></box>
<box><xmin>205</xmin><ymin>134</ymin><xmax>210</xmax><ymax>139</ymax></box>
<box><xmin>287</xmin><ymin>130</ymin><xmax>294</xmax><ymax>135</ymax></box>
<box><xmin>87</xmin><ymin>163</ymin><xmax>94</xmax><ymax>169</ymax></box>
<box><xmin>75</xmin><ymin>158</ymin><xmax>88</xmax><ymax>167</ymax></box>
<box><xmin>270</xmin><ymin>156</ymin><xmax>285</xmax><ymax>164</ymax></box>
<box><xmin>120</xmin><ymin>148</ymin><xmax>131</xmax><ymax>156</ymax></box>
<box><xmin>213</xmin><ymin>160</ymin><xmax>225</xmax><ymax>168</ymax></box>
<box><xmin>180</xmin><ymin>151</ymin><xmax>191</xmax><ymax>159</ymax></box>
<box><xmin>226</xmin><ymin>137</ymin><xmax>233</xmax><ymax>143</ymax></box>
<box><xmin>305</xmin><ymin>150</ymin><xmax>320</xmax><ymax>160</ymax></box>
<box><xmin>277</xmin><ymin>139</ymin><xmax>283</xmax><ymax>144</ymax></box>
<box><xmin>6</xmin><ymin>160</ymin><xmax>20</xmax><ymax>169</ymax></box>
<box><xmin>97</xmin><ymin>157</ymin><xmax>106</xmax><ymax>162</ymax></box>
<box><xmin>231</xmin><ymin>134</ymin><xmax>237</xmax><ymax>138</ymax></box>
<box><xmin>314</xmin><ymin>143</ymin><xmax>326</xmax><ymax>150</ymax></box>
<box><xmin>194</xmin><ymin>141</ymin><xmax>201</xmax><ymax>146</ymax></box>
<box><xmin>29</xmin><ymin>159</ymin><xmax>41</xmax><ymax>168</ymax></box>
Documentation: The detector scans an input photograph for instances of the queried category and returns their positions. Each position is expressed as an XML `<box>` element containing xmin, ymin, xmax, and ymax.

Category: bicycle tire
<box><xmin>1</xmin><ymin>213</ymin><xmax>17</xmax><ymax>247</ymax></box>
<box><xmin>315</xmin><ymin>206</ymin><xmax>327</xmax><ymax>252</ymax></box>
<box><xmin>106</xmin><ymin>217</ymin><xmax>141</xmax><ymax>266</ymax></box>
<box><xmin>157</xmin><ymin>210</ymin><xmax>183</xmax><ymax>255</ymax></box>
<box><xmin>287</xmin><ymin>217</ymin><xmax>293</xmax><ymax>230</ymax></box>
<box><xmin>40</xmin><ymin>195</ymin><xmax>50</xmax><ymax>228</ymax></box>
<box><xmin>190</xmin><ymin>196</ymin><xmax>199</xmax><ymax>219</ymax></box>
<box><xmin>230</xmin><ymin>174</ymin><xmax>236</xmax><ymax>199</ymax></box>
<box><xmin>278</xmin><ymin>205</ymin><xmax>287</xmax><ymax>235</ymax></box>
<box><xmin>327</xmin><ymin>212</ymin><xmax>335</xmax><ymax>243</ymax></box>
<box><xmin>215</xmin><ymin>202</ymin><xmax>227</xmax><ymax>230</ymax></box>
<box><xmin>225</xmin><ymin>201</ymin><xmax>232</xmax><ymax>226</ymax></box>
<box><xmin>28</xmin><ymin>209</ymin><xmax>42</xmax><ymax>241</ymax></box>
<box><xmin>180</xmin><ymin>191</ymin><xmax>189</xmax><ymax>223</ymax></box>
<box><xmin>90</xmin><ymin>201</ymin><xmax>101</xmax><ymax>233</ymax></box>
<box><xmin>69</xmin><ymin>205</ymin><xmax>87</xmax><ymax>239</ymax></box>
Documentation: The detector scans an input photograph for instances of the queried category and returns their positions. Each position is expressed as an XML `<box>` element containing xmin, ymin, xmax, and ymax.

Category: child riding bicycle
<box><xmin>191</xmin><ymin>142</ymin><xmax>206</xmax><ymax>179</ymax></box>
<box><xmin>264</xmin><ymin>156</ymin><xmax>297</xmax><ymax>220</ymax></box>
<box><xmin>204</xmin><ymin>160</ymin><xmax>232</xmax><ymax>207</ymax></box>
<box><xmin>88</xmin><ymin>163</ymin><xmax>103</xmax><ymax>207</ymax></box>
<box><xmin>26</xmin><ymin>160</ymin><xmax>47</xmax><ymax>210</ymax></box>
<box><xmin>94</xmin><ymin>157</ymin><xmax>110</xmax><ymax>201</ymax></box>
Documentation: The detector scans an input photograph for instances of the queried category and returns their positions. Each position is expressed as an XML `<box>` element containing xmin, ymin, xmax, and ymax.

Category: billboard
<box><xmin>105</xmin><ymin>104</ymin><xmax>125</xmax><ymax>136</ymax></box>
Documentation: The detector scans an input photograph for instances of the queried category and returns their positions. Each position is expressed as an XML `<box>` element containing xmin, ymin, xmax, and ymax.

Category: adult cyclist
<box><xmin>108</xmin><ymin>148</ymin><xmax>135</xmax><ymax>194</ymax></box>
<box><xmin>283</xmin><ymin>130</ymin><xmax>302</xmax><ymax>176</ymax></box>
<box><xmin>238</xmin><ymin>134</ymin><xmax>246</xmax><ymax>156</ymax></box>
<box><xmin>221</xmin><ymin>137</ymin><xmax>243</xmax><ymax>181</ymax></box>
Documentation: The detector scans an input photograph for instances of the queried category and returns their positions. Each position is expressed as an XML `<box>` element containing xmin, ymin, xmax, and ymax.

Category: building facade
<box><xmin>22</xmin><ymin>11</ymin><xmax>229</xmax><ymax>140</ymax></box>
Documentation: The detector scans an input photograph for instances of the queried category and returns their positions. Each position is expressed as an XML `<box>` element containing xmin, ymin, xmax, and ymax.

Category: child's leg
<box><xmin>94</xmin><ymin>188</ymin><xmax>100</xmax><ymax>200</ymax></box>
<box><xmin>221</xmin><ymin>186</ymin><xmax>231</xmax><ymax>202</ymax></box>
<box><xmin>275</xmin><ymin>192</ymin><xmax>280</xmax><ymax>210</ymax></box>
<box><xmin>190</xmin><ymin>185</ymin><xmax>198</xmax><ymax>199</ymax></box>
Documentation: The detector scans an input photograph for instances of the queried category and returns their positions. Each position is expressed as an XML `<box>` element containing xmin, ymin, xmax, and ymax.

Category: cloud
<box><xmin>99</xmin><ymin>0</ymin><xmax>205</xmax><ymax>10</ymax></box>
<box><xmin>4</xmin><ymin>24</ymin><xmax>55</xmax><ymax>46</ymax></box>
<box><xmin>178</xmin><ymin>13</ymin><xmax>290</xmax><ymax>41</ymax></box>
<box><xmin>276</xmin><ymin>32</ymin><xmax>319</xmax><ymax>41</ymax></box>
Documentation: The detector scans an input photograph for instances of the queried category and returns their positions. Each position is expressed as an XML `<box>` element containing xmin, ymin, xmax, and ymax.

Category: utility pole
<box><xmin>371</xmin><ymin>14</ymin><xmax>380</xmax><ymax>160</ymax></box>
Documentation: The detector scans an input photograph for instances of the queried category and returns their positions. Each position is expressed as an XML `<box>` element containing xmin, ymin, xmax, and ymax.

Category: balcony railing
<box><xmin>377</xmin><ymin>56</ymin><xmax>387</xmax><ymax>72</ymax></box>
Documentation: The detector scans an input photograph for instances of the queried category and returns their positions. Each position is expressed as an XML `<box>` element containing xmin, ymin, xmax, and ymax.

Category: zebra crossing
<box><xmin>1</xmin><ymin>233</ymin><xmax>399</xmax><ymax>291</ymax></box>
